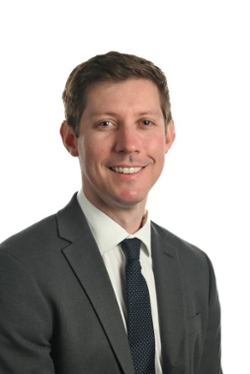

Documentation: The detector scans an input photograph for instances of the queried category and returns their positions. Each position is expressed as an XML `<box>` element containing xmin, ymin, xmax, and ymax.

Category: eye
<box><xmin>99</xmin><ymin>121</ymin><xmax>112</xmax><ymax>127</ymax></box>
<box><xmin>142</xmin><ymin>120</ymin><xmax>153</xmax><ymax>126</ymax></box>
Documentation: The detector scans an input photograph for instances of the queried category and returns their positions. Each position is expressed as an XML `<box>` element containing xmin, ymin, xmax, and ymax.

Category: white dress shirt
<box><xmin>77</xmin><ymin>190</ymin><xmax>162</xmax><ymax>374</ymax></box>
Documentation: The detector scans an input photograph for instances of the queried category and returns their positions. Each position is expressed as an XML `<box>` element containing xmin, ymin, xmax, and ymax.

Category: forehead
<box><xmin>85</xmin><ymin>78</ymin><xmax>162</xmax><ymax>113</ymax></box>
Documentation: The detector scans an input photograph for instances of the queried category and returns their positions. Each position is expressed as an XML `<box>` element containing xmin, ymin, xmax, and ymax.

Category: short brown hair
<box><xmin>62</xmin><ymin>51</ymin><xmax>172</xmax><ymax>136</ymax></box>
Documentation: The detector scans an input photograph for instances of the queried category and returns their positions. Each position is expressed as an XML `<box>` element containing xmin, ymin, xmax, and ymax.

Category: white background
<box><xmin>0</xmin><ymin>1</ymin><xmax>249</xmax><ymax>372</ymax></box>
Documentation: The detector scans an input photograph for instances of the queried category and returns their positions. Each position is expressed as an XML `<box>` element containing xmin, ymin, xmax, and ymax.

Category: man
<box><xmin>0</xmin><ymin>51</ymin><xmax>222</xmax><ymax>373</ymax></box>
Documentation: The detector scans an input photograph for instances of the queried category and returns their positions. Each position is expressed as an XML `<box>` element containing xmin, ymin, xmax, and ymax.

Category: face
<box><xmin>61</xmin><ymin>78</ymin><xmax>175</xmax><ymax>214</ymax></box>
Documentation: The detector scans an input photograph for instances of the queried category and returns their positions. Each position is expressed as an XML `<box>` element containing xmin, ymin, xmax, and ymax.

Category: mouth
<box><xmin>110</xmin><ymin>167</ymin><xmax>143</xmax><ymax>174</ymax></box>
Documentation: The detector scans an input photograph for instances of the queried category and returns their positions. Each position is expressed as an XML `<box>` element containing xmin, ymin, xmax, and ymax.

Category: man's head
<box><xmin>62</xmin><ymin>51</ymin><xmax>172</xmax><ymax>137</ymax></box>
<box><xmin>60</xmin><ymin>52</ymin><xmax>175</xmax><ymax>223</ymax></box>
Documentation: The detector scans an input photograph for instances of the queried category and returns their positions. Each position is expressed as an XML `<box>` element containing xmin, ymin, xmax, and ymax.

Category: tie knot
<box><xmin>121</xmin><ymin>238</ymin><xmax>141</xmax><ymax>260</ymax></box>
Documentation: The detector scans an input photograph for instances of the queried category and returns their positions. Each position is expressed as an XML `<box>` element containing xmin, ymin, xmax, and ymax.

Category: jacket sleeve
<box><xmin>0</xmin><ymin>250</ymin><xmax>55</xmax><ymax>373</ymax></box>
<box><xmin>197</xmin><ymin>255</ymin><xmax>223</xmax><ymax>374</ymax></box>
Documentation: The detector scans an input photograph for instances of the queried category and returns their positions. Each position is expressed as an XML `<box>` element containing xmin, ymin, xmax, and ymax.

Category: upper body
<box><xmin>0</xmin><ymin>51</ymin><xmax>222</xmax><ymax>373</ymax></box>
<box><xmin>0</xmin><ymin>193</ymin><xmax>222</xmax><ymax>374</ymax></box>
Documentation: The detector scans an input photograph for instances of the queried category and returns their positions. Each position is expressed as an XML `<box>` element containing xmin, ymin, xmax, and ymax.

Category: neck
<box><xmin>84</xmin><ymin>192</ymin><xmax>147</xmax><ymax>234</ymax></box>
<box><xmin>103</xmin><ymin>206</ymin><xmax>147</xmax><ymax>234</ymax></box>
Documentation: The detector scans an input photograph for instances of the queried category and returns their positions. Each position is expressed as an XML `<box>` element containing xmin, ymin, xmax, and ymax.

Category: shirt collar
<box><xmin>77</xmin><ymin>190</ymin><xmax>151</xmax><ymax>256</ymax></box>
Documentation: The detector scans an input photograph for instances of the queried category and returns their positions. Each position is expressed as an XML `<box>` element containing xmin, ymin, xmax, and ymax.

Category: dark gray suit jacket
<box><xmin>0</xmin><ymin>194</ymin><xmax>222</xmax><ymax>373</ymax></box>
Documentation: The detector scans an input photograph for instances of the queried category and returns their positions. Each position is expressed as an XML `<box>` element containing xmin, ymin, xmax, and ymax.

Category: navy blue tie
<box><xmin>121</xmin><ymin>238</ymin><xmax>155</xmax><ymax>374</ymax></box>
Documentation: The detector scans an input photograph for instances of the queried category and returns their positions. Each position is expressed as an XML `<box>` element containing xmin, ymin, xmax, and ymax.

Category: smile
<box><xmin>111</xmin><ymin>167</ymin><xmax>142</xmax><ymax>174</ymax></box>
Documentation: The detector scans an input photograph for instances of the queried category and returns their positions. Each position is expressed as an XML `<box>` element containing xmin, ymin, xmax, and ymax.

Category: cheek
<box><xmin>149</xmin><ymin>137</ymin><xmax>166</xmax><ymax>175</ymax></box>
<box><xmin>77</xmin><ymin>141</ymin><xmax>90</xmax><ymax>173</ymax></box>
<box><xmin>83</xmin><ymin>134</ymin><xmax>111</xmax><ymax>155</ymax></box>
<box><xmin>149</xmin><ymin>135</ymin><xmax>167</xmax><ymax>157</ymax></box>
<box><xmin>78</xmin><ymin>140</ymin><xmax>106</xmax><ymax>174</ymax></box>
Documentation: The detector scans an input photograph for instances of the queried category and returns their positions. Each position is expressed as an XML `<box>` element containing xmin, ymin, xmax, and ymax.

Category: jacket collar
<box><xmin>151</xmin><ymin>222</ymin><xmax>189</xmax><ymax>373</ymax></box>
<box><xmin>56</xmin><ymin>194</ymin><xmax>134</xmax><ymax>374</ymax></box>
<box><xmin>56</xmin><ymin>194</ymin><xmax>188</xmax><ymax>373</ymax></box>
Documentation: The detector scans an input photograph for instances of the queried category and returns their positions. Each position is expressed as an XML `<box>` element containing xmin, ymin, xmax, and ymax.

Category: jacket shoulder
<box><xmin>151</xmin><ymin>221</ymin><xmax>211</xmax><ymax>266</ymax></box>
<box><xmin>0</xmin><ymin>193</ymin><xmax>82</xmax><ymax>258</ymax></box>
<box><xmin>0</xmin><ymin>214</ymin><xmax>60</xmax><ymax>256</ymax></box>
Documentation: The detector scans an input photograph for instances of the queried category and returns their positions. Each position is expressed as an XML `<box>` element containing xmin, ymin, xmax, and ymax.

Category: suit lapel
<box><xmin>56</xmin><ymin>195</ymin><xmax>134</xmax><ymax>374</ymax></box>
<box><xmin>56</xmin><ymin>195</ymin><xmax>189</xmax><ymax>373</ymax></box>
<box><xmin>151</xmin><ymin>222</ymin><xmax>189</xmax><ymax>374</ymax></box>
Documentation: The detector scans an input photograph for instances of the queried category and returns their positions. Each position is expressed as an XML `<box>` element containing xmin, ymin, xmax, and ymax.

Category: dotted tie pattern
<box><xmin>121</xmin><ymin>238</ymin><xmax>155</xmax><ymax>374</ymax></box>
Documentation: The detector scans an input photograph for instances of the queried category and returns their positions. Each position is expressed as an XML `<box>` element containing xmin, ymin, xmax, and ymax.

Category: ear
<box><xmin>60</xmin><ymin>121</ymin><xmax>79</xmax><ymax>157</ymax></box>
<box><xmin>165</xmin><ymin>120</ymin><xmax>176</xmax><ymax>154</ymax></box>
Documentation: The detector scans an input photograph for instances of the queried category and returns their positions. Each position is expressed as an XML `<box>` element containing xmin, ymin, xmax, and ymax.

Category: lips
<box><xmin>111</xmin><ymin>167</ymin><xmax>142</xmax><ymax>174</ymax></box>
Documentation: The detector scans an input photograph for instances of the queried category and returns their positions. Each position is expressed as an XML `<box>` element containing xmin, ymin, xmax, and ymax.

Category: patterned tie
<box><xmin>121</xmin><ymin>238</ymin><xmax>155</xmax><ymax>374</ymax></box>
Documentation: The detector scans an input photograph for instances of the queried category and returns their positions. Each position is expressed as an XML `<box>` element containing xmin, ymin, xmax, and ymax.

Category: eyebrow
<box><xmin>90</xmin><ymin>110</ymin><xmax>161</xmax><ymax>119</ymax></box>
<box><xmin>90</xmin><ymin>112</ymin><xmax>117</xmax><ymax>119</ymax></box>
<box><xmin>137</xmin><ymin>111</ymin><xmax>161</xmax><ymax>117</ymax></box>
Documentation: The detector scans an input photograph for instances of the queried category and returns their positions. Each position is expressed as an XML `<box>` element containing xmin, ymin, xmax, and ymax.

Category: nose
<box><xmin>114</xmin><ymin>125</ymin><xmax>141</xmax><ymax>154</ymax></box>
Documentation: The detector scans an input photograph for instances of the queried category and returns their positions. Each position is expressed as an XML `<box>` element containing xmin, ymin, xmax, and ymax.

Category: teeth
<box><xmin>111</xmin><ymin>167</ymin><xmax>142</xmax><ymax>174</ymax></box>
